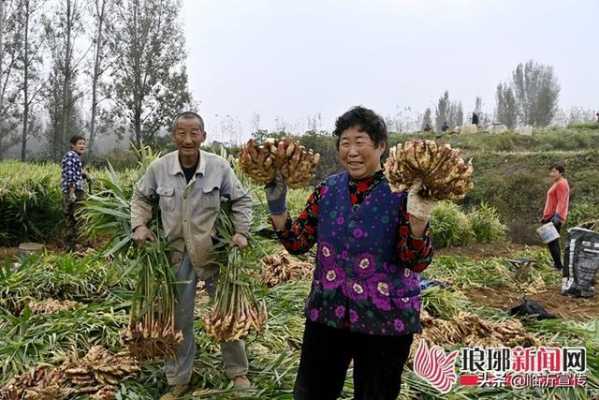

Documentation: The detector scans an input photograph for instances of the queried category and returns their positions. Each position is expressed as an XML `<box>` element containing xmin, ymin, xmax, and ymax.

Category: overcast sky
<box><xmin>181</xmin><ymin>0</ymin><xmax>599</xmax><ymax>141</ymax></box>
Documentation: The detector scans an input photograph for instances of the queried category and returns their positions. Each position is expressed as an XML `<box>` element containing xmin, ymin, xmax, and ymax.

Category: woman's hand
<box><xmin>407</xmin><ymin>181</ymin><xmax>434</xmax><ymax>222</ymax></box>
<box><xmin>407</xmin><ymin>181</ymin><xmax>434</xmax><ymax>238</ymax></box>
<box><xmin>264</xmin><ymin>173</ymin><xmax>288</xmax><ymax>215</ymax></box>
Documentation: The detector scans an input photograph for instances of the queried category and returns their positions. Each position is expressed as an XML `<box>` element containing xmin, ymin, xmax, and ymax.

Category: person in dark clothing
<box><xmin>472</xmin><ymin>112</ymin><xmax>479</xmax><ymax>126</ymax></box>
<box><xmin>61</xmin><ymin>135</ymin><xmax>88</xmax><ymax>251</ymax></box>
<box><xmin>441</xmin><ymin>121</ymin><xmax>449</xmax><ymax>132</ymax></box>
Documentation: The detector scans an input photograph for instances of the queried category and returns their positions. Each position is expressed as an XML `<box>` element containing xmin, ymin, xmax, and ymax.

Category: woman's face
<box><xmin>549</xmin><ymin>168</ymin><xmax>562</xmax><ymax>182</ymax></box>
<box><xmin>338</xmin><ymin>127</ymin><xmax>385</xmax><ymax>179</ymax></box>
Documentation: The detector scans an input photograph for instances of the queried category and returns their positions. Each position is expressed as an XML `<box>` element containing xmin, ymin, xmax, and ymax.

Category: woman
<box><xmin>264</xmin><ymin>106</ymin><xmax>435</xmax><ymax>400</ymax></box>
<box><xmin>540</xmin><ymin>162</ymin><xmax>570</xmax><ymax>271</ymax></box>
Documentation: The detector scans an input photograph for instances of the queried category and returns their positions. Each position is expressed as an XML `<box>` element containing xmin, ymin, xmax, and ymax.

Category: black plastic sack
<box><xmin>563</xmin><ymin>227</ymin><xmax>599</xmax><ymax>297</ymax></box>
<box><xmin>509</xmin><ymin>298</ymin><xmax>556</xmax><ymax>320</ymax></box>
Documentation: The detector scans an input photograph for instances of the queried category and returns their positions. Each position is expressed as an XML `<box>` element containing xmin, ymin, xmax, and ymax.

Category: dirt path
<box><xmin>436</xmin><ymin>242</ymin><xmax>541</xmax><ymax>260</ymax></box>
<box><xmin>465</xmin><ymin>285</ymin><xmax>599</xmax><ymax>321</ymax></box>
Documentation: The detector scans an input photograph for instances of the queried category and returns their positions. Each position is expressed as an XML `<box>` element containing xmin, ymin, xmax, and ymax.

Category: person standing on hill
<box><xmin>61</xmin><ymin>135</ymin><xmax>88</xmax><ymax>251</ymax></box>
<box><xmin>130</xmin><ymin>111</ymin><xmax>254</xmax><ymax>399</ymax></box>
<box><xmin>540</xmin><ymin>162</ymin><xmax>570</xmax><ymax>271</ymax></box>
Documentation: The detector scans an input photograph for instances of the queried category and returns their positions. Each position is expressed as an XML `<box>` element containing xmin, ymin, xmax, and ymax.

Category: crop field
<box><xmin>1</xmin><ymin>139</ymin><xmax>598</xmax><ymax>399</ymax></box>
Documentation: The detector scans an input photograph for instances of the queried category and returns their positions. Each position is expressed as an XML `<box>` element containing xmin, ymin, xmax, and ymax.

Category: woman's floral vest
<box><xmin>305</xmin><ymin>172</ymin><xmax>422</xmax><ymax>336</ymax></box>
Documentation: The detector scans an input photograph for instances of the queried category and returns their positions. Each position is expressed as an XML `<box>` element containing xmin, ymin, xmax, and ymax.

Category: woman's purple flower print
<box><xmin>349</xmin><ymin>309</ymin><xmax>359</xmax><ymax>323</ymax></box>
<box><xmin>322</xmin><ymin>266</ymin><xmax>345</xmax><ymax>290</ymax></box>
<box><xmin>367</xmin><ymin>274</ymin><xmax>393</xmax><ymax>311</ymax></box>
<box><xmin>343</xmin><ymin>279</ymin><xmax>368</xmax><ymax>301</ymax></box>
<box><xmin>352</xmin><ymin>228</ymin><xmax>365</xmax><ymax>239</ymax></box>
<box><xmin>309</xmin><ymin>308</ymin><xmax>319</xmax><ymax>321</ymax></box>
<box><xmin>355</xmin><ymin>253</ymin><xmax>376</xmax><ymax>278</ymax></box>
<box><xmin>410</xmin><ymin>296</ymin><xmax>422</xmax><ymax>311</ymax></box>
<box><xmin>394</xmin><ymin>319</ymin><xmax>405</xmax><ymax>333</ymax></box>
<box><xmin>394</xmin><ymin>296</ymin><xmax>417</xmax><ymax>311</ymax></box>
<box><xmin>335</xmin><ymin>305</ymin><xmax>346</xmax><ymax>319</ymax></box>
<box><xmin>318</xmin><ymin>242</ymin><xmax>336</xmax><ymax>268</ymax></box>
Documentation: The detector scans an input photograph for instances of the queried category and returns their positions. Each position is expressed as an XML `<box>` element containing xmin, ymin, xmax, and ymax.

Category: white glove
<box><xmin>68</xmin><ymin>190</ymin><xmax>77</xmax><ymax>203</ymax></box>
<box><xmin>407</xmin><ymin>181</ymin><xmax>435</xmax><ymax>221</ymax></box>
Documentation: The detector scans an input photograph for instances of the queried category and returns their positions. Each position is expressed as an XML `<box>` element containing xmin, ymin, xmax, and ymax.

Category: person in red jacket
<box><xmin>540</xmin><ymin>163</ymin><xmax>570</xmax><ymax>270</ymax></box>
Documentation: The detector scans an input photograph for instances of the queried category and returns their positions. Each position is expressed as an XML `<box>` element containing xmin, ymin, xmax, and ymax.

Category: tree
<box><xmin>511</xmin><ymin>60</ymin><xmax>560</xmax><ymax>127</ymax></box>
<box><xmin>474</xmin><ymin>96</ymin><xmax>482</xmax><ymax>116</ymax></box>
<box><xmin>495</xmin><ymin>83</ymin><xmax>518</xmax><ymax>129</ymax></box>
<box><xmin>87</xmin><ymin>0</ymin><xmax>114</xmax><ymax>159</ymax></box>
<box><xmin>421</xmin><ymin>107</ymin><xmax>432</xmax><ymax>131</ymax></box>
<box><xmin>448</xmin><ymin>101</ymin><xmax>463</xmax><ymax>128</ymax></box>
<box><xmin>110</xmin><ymin>0</ymin><xmax>193</xmax><ymax>146</ymax></box>
<box><xmin>0</xmin><ymin>0</ymin><xmax>21</xmax><ymax>156</ymax></box>
<box><xmin>13</xmin><ymin>0</ymin><xmax>44</xmax><ymax>161</ymax></box>
<box><xmin>435</xmin><ymin>91</ymin><xmax>450</xmax><ymax>132</ymax></box>
<box><xmin>43</xmin><ymin>0</ymin><xmax>85</xmax><ymax>160</ymax></box>
<box><xmin>250</xmin><ymin>113</ymin><xmax>261</xmax><ymax>134</ymax></box>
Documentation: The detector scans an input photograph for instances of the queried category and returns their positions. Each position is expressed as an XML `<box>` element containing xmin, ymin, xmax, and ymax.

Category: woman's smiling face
<box><xmin>338</xmin><ymin>126</ymin><xmax>385</xmax><ymax>179</ymax></box>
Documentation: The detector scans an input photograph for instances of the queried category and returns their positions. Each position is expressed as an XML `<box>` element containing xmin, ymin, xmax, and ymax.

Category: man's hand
<box><xmin>232</xmin><ymin>233</ymin><xmax>249</xmax><ymax>249</ymax></box>
<box><xmin>407</xmin><ymin>180</ymin><xmax>435</xmax><ymax>222</ymax></box>
<box><xmin>132</xmin><ymin>225</ymin><xmax>156</xmax><ymax>247</ymax></box>
<box><xmin>68</xmin><ymin>189</ymin><xmax>77</xmax><ymax>203</ymax></box>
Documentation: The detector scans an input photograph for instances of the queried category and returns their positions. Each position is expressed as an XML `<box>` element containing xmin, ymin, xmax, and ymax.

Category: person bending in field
<box><xmin>130</xmin><ymin>111</ymin><xmax>253</xmax><ymax>400</ymax></box>
<box><xmin>540</xmin><ymin>162</ymin><xmax>570</xmax><ymax>271</ymax></box>
<box><xmin>264</xmin><ymin>106</ymin><xmax>434</xmax><ymax>400</ymax></box>
<box><xmin>61</xmin><ymin>135</ymin><xmax>88</xmax><ymax>251</ymax></box>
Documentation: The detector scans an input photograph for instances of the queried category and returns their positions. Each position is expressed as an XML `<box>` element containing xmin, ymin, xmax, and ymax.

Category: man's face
<box><xmin>549</xmin><ymin>168</ymin><xmax>561</xmax><ymax>181</ymax></box>
<box><xmin>172</xmin><ymin>117</ymin><xmax>205</xmax><ymax>156</ymax></box>
<box><xmin>338</xmin><ymin>127</ymin><xmax>385</xmax><ymax>179</ymax></box>
<box><xmin>72</xmin><ymin>139</ymin><xmax>87</xmax><ymax>155</ymax></box>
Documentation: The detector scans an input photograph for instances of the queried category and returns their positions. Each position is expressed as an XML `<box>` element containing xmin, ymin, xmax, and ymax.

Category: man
<box><xmin>130</xmin><ymin>111</ymin><xmax>253</xmax><ymax>399</ymax></box>
<box><xmin>540</xmin><ymin>162</ymin><xmax>570</xmax><ymax>271</ymax></box>
<box><xmin>61</xmin><ymin>135</ymin><xmax>88</xmax><ymax>251</ymax></box>
<box><xmin>472</xmin><ymin>112</ymin><xmax>479</xmax><ymax>126</ymax></box>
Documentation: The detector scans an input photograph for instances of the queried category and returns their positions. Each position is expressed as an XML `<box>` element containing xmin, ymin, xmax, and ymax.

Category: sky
<box><xmin>181</xmin><ymin>0</ymin><xmax>599</xmax><ymax>142</ymax></box>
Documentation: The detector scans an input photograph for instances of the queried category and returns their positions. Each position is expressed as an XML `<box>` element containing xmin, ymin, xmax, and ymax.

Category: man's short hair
<box><xmin>550</xmin><ymin>162</ymin><xmax>565</xmax><ymax>175</ymax></box>
<box><xmin>70</xmin><ymin>135</ymin><xmax>86</xmax><ymax>145</ymax></box>
<box><xmin>172</xmin><ymin>111</ymin><xmax>205</xmax><ymax>132</ymax></box>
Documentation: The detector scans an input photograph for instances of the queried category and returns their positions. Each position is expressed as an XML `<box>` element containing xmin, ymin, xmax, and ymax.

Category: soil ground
<box><xmin>464</xmin><ymin>285</ymin><xmax>599</xmax><ymax>321</ymax></box>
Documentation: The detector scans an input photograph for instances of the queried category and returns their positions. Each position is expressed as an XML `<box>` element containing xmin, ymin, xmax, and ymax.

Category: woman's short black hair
<box><xmin>550</xmin><ymin>162</ymin><xmax>565</xmax><ymax>175</ymax></box>
<box><xmin>333</xmin><ymin>106</ymin><xmax>387</xmax><ymax>149</ymax></box>
<box><xmin>70</xmin><ymin>135</ymin><xmax>86</xmax><ymax>145</ymax></box>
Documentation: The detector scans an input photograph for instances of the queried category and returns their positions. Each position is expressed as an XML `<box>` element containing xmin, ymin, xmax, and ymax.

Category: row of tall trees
<box><xmin>495</xmin><ymin>60</ymin><xmax>560</xmax><ymax>129</ymax></box>
<box><xmin>420</xmin><ymin>60</ymin><xmax>561</xmax><ymax>133</ymax></box>
<box><xmin>0</xmin><ymin>0</ymin><xmax>193</xmax><ymax>160</ymax></box>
